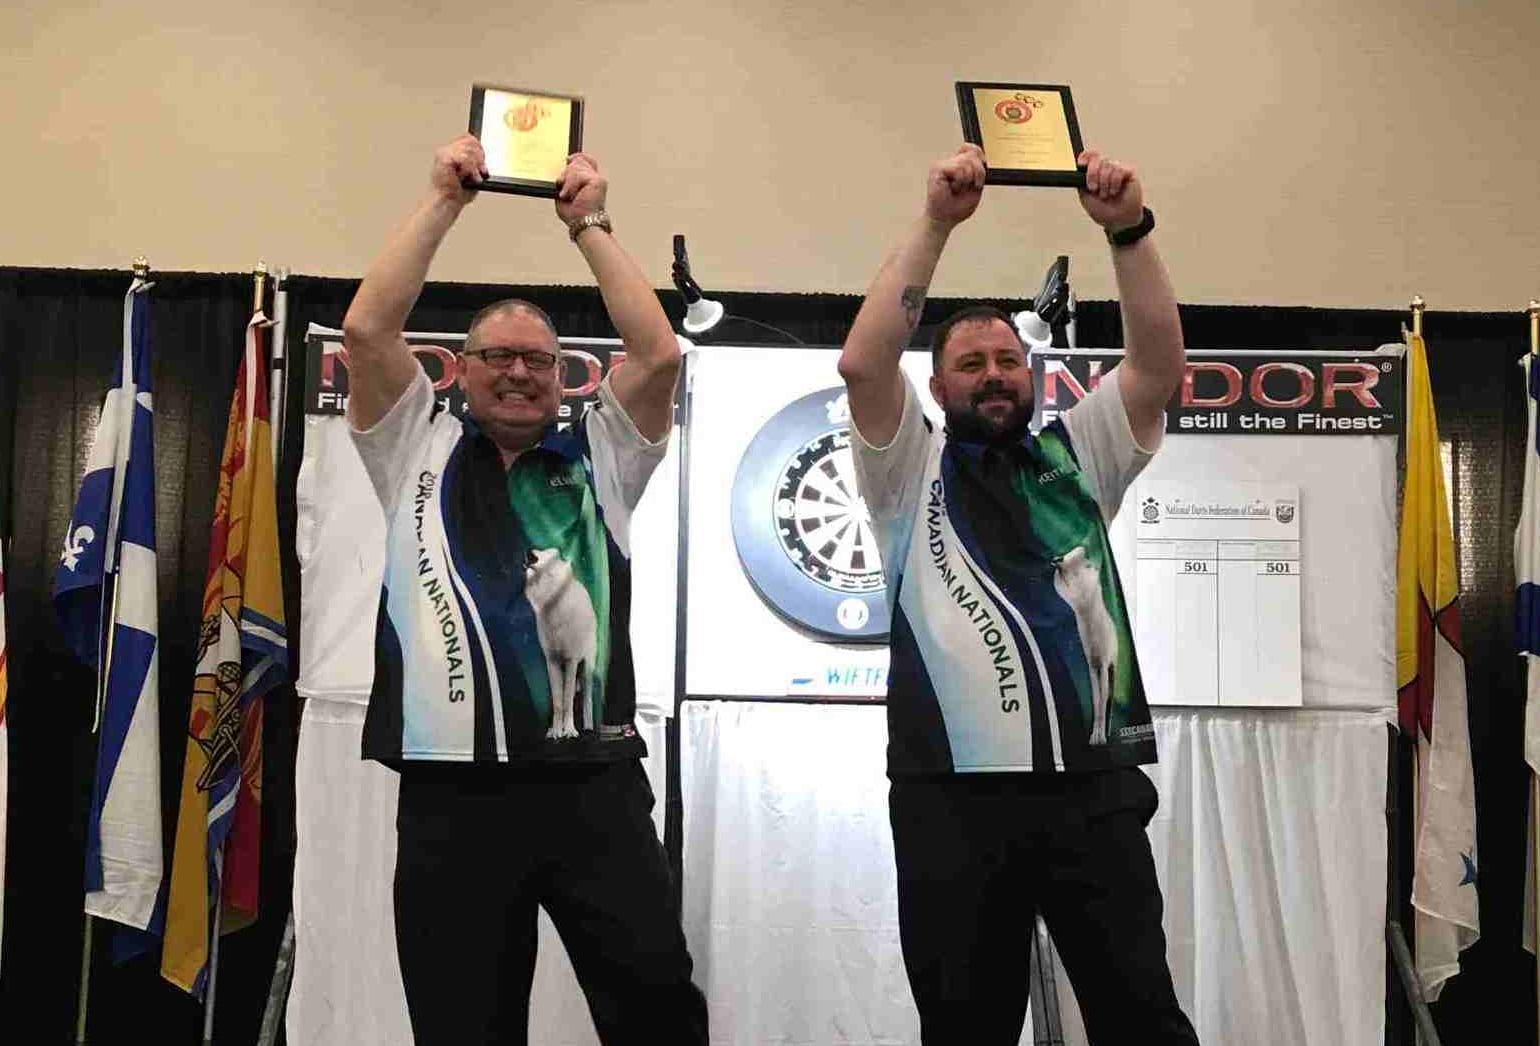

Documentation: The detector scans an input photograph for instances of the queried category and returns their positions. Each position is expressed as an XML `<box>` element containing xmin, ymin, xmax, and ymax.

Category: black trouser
<box><xmin>889</xmin><ymin>767</ymin><xmax>1199</xmax><ymax>1046</ymax></box>
<box><xmin>393</xmin><ymin>759</ymin><xmax>708</xmax><ymax>1046</ymax></box>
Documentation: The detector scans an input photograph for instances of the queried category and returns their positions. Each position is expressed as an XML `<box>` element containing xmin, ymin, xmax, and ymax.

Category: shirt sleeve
<box><xmin>349</xmin><ymin>366</ymin><xmax>435</xmax><ymax>520</ymax></box>
<box><xmin>1059</xmin><ymin>364</ymin><xmax>1162</xmax><ymax>523</ymax></box>
<box><xmin>848</xmin><ymin>371</ymin><xmax>932</xmax><ymax>525</ymax></box>
<box><xmin>582</xmin><ymin>372</ymin><xmax>670</xmax><ymax>557</ymax></box>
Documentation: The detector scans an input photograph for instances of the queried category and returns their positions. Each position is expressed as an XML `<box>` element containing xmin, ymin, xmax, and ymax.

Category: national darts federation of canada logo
<box><xmin>994</xmin><ymin>92</ymin><xmax>1043</xmax><ymax>124</ymax></box>
<box><xmin>1140</xmin><ymin>496</ymin><xmax>1161</xmax><ymax>523</ymax></box>
<box><xmin>1275</xmin><ymin>500</ymin><xmax>1296</xmax><ymax>524</ymax></box>
<box><xmin>730</xmin><ymin>387</ymin><xmax>889</xmax><ymax>642</ymax></box>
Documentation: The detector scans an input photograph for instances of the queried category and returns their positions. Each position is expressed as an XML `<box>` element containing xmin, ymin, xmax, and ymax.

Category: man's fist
<box><xmin>925</xmin><ymin>144</ymin><xmax>987</xmax><ymax>228</ymax></box>
<box><xmin>431</xmin><ymin>134</ymin><xmax>488</xmax><ymax>206</ymax></box>
<box><xmin>1076</xmin><ymin>149</ymin><xmax>1145</xmax><ymax>234</ymax></box>
<box><xmin>556</xmin><ymin>153</ymin><xmax>608</xmax><ymax>226</ymax></box>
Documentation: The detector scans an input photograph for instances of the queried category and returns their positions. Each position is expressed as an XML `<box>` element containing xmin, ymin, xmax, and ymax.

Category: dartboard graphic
<box><xmin>773</xmin><ymin>432</ymin><xmax>884</xmax><ymax>594</ymax></box>
<box><xmin>731</xmin><ymin>387</ymin><xmax>889</xmax><ymax>641</ymax></box>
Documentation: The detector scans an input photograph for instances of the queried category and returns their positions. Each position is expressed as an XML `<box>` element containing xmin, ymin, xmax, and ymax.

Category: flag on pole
<box><xmin>1395</xmin><ymin>329</ymin><xmax>1480</xmax><ymax>999</ymax></box>
<box><xmin>1516</xmin><ymin>354</ymin><xmax>1540</xmax><ymax>775</ymax></box>
<box><xmin>162</xmin><ymin>311</ymin><xmax>288</xmax><ymax>995</ymax></box>
<box><xmin>52</xmin><ymin>278</ymin><xmax>163</xmax><ymax>932</ymax></box>
<box><xmin>0</xmin><ymin>540</ymin><xmax>10</xmax><ymax>971</ymax></box>
<box><xmin>1515</xmin><ymin>352</ymin><xmax>1540</xmax><ymax>953</ymax></box>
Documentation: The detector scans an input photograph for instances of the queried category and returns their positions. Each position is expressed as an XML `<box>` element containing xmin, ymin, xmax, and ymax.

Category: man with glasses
<box><xmin>838</xmin><ymin>143</ymin><xmax>1198</xmax><ymax>1044</ymax></box>
<box><xmin>342</xmin><ymin>133</ymin><xmax>706</xmax><ymax>1044</ymax></box>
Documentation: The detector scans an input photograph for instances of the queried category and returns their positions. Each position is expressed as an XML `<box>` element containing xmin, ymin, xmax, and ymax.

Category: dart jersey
<box><xmin>351</xmin><ymin>367</ymin><xmax>665</xmax><ymax>765</ymax></box>
<box><xmin>850</xmin><ymin>367</ymin><xmax>1159</xmax><ymax>774</ymax></box>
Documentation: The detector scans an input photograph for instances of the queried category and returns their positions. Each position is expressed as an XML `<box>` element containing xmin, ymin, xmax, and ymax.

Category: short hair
<box><xmin>929</xmin><ymin>305</ymin><xmax>1021</xmax><ymax>369</ymax></box>
<box><xmin>463</xmin><ymin>298</ymin><xmax>560</xmax><ymax>354</ymax></box>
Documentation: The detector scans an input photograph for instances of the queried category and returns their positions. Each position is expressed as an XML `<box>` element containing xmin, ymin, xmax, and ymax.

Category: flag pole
<box><xmin>1410</xmin><ymin>295</ymin><xmax>1425</xmax><ymax>339</ymax></box>
<box><xmin>75</xmin><ymin>257</ymin><xmax>150</xmax><ymax>1046</ymax></box>
<box><xmin>74</xmin><ymin>912</ymin><xmax>94</xmax><ymax>1045</ymax></box>
<box><xmin>77</xmin><ymin>570</ymin><xmax>120</xmax><ymax>1044</ymax></box>
<box><xmin>270</xmin><ymin>267</ymin><xmax>289</xmax><ymax>462</ymax></box>
<box><xmin>202</xmin><ymin>866</ymin><xmax>226</xmax><ymax>1046</ymax></box>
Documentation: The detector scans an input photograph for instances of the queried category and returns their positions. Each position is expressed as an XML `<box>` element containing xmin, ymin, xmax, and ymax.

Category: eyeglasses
<box><xmin>461</xmin><ymin>347</ymin><xmax>559</xmax><ymax>372</ymax></box>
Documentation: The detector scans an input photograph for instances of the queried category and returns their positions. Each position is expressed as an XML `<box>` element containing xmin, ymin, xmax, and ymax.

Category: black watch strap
<box><xmin>1106</xmin><ymin>206</ymin><xmax>1155</xmax><ymax>248</ymax></box>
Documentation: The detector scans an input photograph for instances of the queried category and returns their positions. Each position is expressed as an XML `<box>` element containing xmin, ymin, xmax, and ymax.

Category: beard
<box><xmin>943</xmin><ymin>381</ymin><xmax>1033</xmax><ymax>445</ymax></box>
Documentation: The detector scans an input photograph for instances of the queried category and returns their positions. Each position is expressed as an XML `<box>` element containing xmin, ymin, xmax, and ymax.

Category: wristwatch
<box><xmin>568</xmin><ymin>210</ymin><xmax>613</xmax><ymax>243</ymax></box>
<box><xmin>1106</xmin><ymin>206</ymin><xmax>1155</xmax><ymax>248</ymax></box>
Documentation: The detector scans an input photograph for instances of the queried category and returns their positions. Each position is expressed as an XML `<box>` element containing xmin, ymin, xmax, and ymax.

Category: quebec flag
<box><xmin>53</xmin><ymin>277</ymin><xmax>164</xmax><ymax>932</ymax></box>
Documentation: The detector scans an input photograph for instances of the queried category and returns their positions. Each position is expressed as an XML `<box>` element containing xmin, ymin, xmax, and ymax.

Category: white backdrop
<box><xmin>680</xmin><ymin>701</ymin><xmax>1388</xmax><ymax>1046</ymax></box>
<box><xmin>1107</xmin><ymin>428</ymin><xmax>1398</xmax><ymax>711</ymax></box>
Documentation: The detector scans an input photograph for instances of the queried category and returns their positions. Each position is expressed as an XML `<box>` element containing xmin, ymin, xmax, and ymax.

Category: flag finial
<box><xmin>253</xmin><ymin>262</ymin><xmax>268</xmax><ymax>313</ymax></box>
<box><xmin>1410</xmin><ymin>295</ymin><xmax>1425</xmax><ymax>338</ymax></box>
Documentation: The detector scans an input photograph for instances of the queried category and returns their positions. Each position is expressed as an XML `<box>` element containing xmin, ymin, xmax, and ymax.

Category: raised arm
<box><xmin>837</xmin><ymin>144</ymin><xmax>987</xmax><ymax>446</ymax></box>
<box><xmin>342</xmin><ymin>135</ymin><xmax>486</xmax><ymax>430</ymax></box>
<box><xmin>1076</xmin><ymin>150</ymin><xmax>1185</xmax><ymax>448</ymax></box>
<box><xmin>556</xmin><ymin>154</ymin><xmax>680</xmax><ymax>442</ymax></box>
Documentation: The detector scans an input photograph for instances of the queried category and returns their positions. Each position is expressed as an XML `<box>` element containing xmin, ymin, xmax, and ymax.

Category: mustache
<box><xmin>969</xmin><ymin>381</ymin><xmax>1020</xmax><ymax>408</ymax></box>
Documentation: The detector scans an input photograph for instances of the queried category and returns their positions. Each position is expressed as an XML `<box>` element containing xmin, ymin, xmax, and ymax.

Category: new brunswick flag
<box><xmin>1395</xmin><ymin>330</ymin><xmax>1479</xmax><ymax>1000</ymax></box>
<box><xmin>162</xmin><ymin>312</ymin><xmax>287</xmax><ymax>995</ymax></box>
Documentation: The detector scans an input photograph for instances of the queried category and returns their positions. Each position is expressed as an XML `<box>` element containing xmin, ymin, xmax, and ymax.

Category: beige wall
<box><xmin>4</xmin><ymin>0</ymin><xmax>1538</xmax><ymax>310</ymax></box>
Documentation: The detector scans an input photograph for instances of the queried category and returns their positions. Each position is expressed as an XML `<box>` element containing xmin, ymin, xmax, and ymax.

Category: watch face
<box><xmin>730</xmin><ymin>386</ymin><xmax>890</xmax><ymax>642</ymax></box>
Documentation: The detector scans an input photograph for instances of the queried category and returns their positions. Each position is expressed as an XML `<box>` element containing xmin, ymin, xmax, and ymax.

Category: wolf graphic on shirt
<box><xmin>1053</xmin><ymin>546</ymin><xmax>1119</xmax><ymax>745</ymax></box>
<box><xmin>525</xmin><ymin>547</ymin><xmax>599</xmax><ymax>739</ymax></box>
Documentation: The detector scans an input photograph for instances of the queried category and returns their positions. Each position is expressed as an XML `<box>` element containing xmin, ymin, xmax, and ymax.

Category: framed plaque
<box><xmin>955</xmin><ymin>82</ymin><xmax>1085</xmax><ymax>188</ymax></box>
<box><xmin>468</xmin><ymin>83</ymin><xmax>584</xmax><ymax>197</ymax></box>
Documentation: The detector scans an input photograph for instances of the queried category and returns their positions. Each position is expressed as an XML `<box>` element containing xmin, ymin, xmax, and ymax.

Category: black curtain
<box><xmin>2</xmin><ymin>265</ymin><xmax>1533</xmax><ymax>1045</ymax></box>
<box><xmin>1411</xmin><ymin>312</ymin><xmax>1531</xmax><ymax>1046</ymax></box>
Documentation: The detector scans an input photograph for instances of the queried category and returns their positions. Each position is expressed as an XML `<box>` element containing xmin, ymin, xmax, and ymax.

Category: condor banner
<box><xmin>1033</xmin><ymin>347</ymin><xmax>1404</xmax><ymax>435</ymax></box>
<box><xmin>689</xmin><ymin>345</ymin><xmax>1401</xmax><ymax>709</ymax></box>
<box><xmin>303</xmin><ymin>323</ymin><xmax>623</xmax><ymax>423</ymax></box>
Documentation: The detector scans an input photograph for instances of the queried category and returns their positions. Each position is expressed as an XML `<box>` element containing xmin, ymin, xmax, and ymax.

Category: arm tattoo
<box><xmin>901</xmin><ymin>284</ymin><xmax>928</xmax><ymax>330</ymax></box>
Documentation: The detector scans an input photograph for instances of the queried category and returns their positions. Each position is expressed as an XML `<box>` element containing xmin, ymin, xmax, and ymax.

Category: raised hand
<box><xmin>555</xmin><ymin>152</ymin><xmax>608</xmax><ymax>226</ymax></box>
<box><xmin>925</xmin><ymin>143</ymin><xmax>987</xmax><ymax>228</ymax></box>
<box><xmin>1076</xmin><ymin>149</ymin><xmax>1144</xmax><ymax>233</ymax></box>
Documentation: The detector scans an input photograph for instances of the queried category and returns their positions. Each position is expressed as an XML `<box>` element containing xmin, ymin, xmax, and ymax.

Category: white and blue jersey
<box><xmin>851</xmin><ymin>367</ymin><xmax>1159</xmax><ymax>774</ymax></box>
<box><xmin>351</xmin><ymin>367</ymin><xmax>666</xmax><ymax>765</ymax></box>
